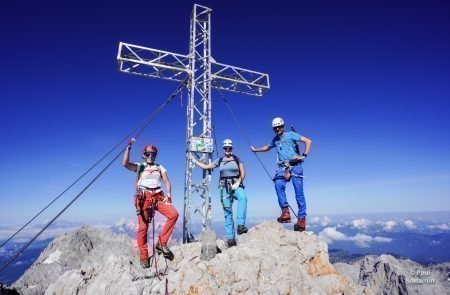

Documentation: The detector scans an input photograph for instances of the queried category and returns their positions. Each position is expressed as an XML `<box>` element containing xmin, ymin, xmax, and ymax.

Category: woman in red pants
<box><xmin>123</xmin><ymin>139</ymin><xmax>179</xmax><ymax>268</ymax></box>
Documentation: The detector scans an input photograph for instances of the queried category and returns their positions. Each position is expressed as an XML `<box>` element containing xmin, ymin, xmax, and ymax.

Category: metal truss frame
<box><xmin>117</xmin><ymin>4</ymin><xmax>270</xmax><ymax>244</ymax></box>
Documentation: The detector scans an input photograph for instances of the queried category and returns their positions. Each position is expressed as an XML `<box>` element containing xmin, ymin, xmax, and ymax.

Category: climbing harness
<box><xmin>214</xmin><ymin>85</ymin><xmax>300</xmax><ymax>220</ymax></box>
<box><xmin>275</xmin><ymin>160</ymin><xmax>305</xmax><ymax>182</ymax></box>
<box><xmin>0</xmin><ymin>78</ymin><xmax>187</xmax><ymax>276</ymax></box>
<box><xmin>217</xmin><ymin>155</ymin><xmax>244</xmax><ymax>209</ymax></box>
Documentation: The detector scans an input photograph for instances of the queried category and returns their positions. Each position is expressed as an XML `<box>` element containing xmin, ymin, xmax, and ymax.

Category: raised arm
<box><xmin>251</xmin><ymin>145</ymin><xmax>271</xmax><ymax>152</ymax></box>
<box><xmin>123</xmin><ymin>144</ymin><xmax>138</xmax><ymax>172</ymax></box>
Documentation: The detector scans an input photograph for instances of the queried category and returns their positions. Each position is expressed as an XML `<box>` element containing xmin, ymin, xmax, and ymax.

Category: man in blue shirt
<box><xmin>251</xmin><ymin>117</ymin><xmax>312</xmax><ymax>231</ymax></box>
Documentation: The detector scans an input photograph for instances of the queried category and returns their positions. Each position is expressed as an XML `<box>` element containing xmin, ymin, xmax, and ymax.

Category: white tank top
<box><xmin>135</xmin><ymin>163</ymin><xmax>167</xmax><ymax>188</ymax></box>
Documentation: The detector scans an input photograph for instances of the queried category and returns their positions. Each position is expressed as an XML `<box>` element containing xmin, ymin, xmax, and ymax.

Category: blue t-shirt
<box><xmin>213</xmin><ymin>156</ymin><xmax>242</xmax><ymax>178</ymax></box>
<box><xmin>268</xmin><ymin>131</ymin><xmax>302</xmax><ymax>162</ymax></box>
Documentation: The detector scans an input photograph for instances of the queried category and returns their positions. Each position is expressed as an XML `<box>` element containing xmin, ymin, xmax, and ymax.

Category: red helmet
<box><xmin>143</xmin><ymin>144</ymin><xmax>158</xmax><ymax>155</ymax></box>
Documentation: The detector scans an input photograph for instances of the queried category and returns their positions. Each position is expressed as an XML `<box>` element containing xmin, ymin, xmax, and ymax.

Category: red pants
<box><xmin>137</xmin><ymin>191</ymin><xmax>179</xmax><ymax>260</ymax></box>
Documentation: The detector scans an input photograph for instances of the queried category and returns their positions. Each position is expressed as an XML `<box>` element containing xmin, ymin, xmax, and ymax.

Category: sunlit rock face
<box><xmin>335</xmin><ymin>254</ymin><xmax>450</xmax><ymax>295</ymax></box>
<box><xmin>12</xmin><ymin>222</ymin><xmax>357</xmax><ymax>294</ymax></box>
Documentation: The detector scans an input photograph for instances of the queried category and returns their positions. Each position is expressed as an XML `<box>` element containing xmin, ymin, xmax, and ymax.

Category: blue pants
<box><xmin>220</xmin><ymin>187</ymin><xmax>247</xmax><ymax>240</ymax></box>
<box><xmin>274</xmin><ymin>163</ymin><xmax>307</xmax><ymax>218</ymax></box>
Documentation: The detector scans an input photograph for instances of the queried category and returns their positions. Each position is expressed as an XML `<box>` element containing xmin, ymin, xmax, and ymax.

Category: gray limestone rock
<box><xmin>13</xmin><ymin>222</ymin><xmax>357</xmax><ymax>294</ymax></box>
<box><xmin>335</xmin><ymin>254</ymin><xmax>450</xmax><ymax>295</ymax></box>
<box><xmin>200</xmin><ymin>228</ymin><xmax>217</xmax><ymax>261</ymax></box>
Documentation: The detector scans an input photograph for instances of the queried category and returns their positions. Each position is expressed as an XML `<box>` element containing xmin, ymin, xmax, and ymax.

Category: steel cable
<box><xmin>214</xmin><ymin>88</ymin><xmax>273</xmax><ymax>181</ymax></box>
<box><xmin>0</xmin><ymin>79</ymin><xmax>187</xmax><ymax>274</ymax></box>
<box><xmin>215</xmin><ymin>88</ymin><xmax>299</xmax><ymax>219</ymax></box>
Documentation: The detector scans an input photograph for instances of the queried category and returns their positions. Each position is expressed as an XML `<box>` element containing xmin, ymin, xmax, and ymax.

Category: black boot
<box><xmin>237</xmin><ymin>225</ymin><xmax>248</xmax><ymax>235</ymax></box>
<box><xmin>156</xmin><ymin>243</ymin><xmax>174</xmax><ymax>261</ymax></box>
<box><xmin>226</xmin><ymin>239</ymin><xmax>237</xmax><ymax>248</ymax></box>
<box><xmin>140</xmin><ymin>258</ymin><xmax>150</xmax><ymax>268</ymax></box>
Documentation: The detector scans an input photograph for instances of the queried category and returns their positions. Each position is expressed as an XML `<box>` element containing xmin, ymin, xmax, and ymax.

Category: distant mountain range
<box><xmin>3</xmin><ymin>222</ymin><xmax>450</xmax><ymax>294</ymax></box>
<box><xmin>1</xmin><ymin>212</ymin><xmax>449</xmax><ymax>287</ymax></box>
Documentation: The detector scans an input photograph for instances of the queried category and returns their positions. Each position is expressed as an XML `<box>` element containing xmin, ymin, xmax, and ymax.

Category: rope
<box><xmin>214</xmin><ymin>87</ymin><xmax>273</xmax><ymax>181</ymax></box>
<box><xmin>0</xmin><ymin>79</ymin><xmax>187</xmax><ymax>275</ymax></box>
<box><xmin>214</xmin><ymin>87</ymin><xmax>299</xmax><ymax>220</ymax></box>
<box><xmin>0</xmin><ymin>148</ymin><xmax>124</xmax><ymax>275</ymax></box>
<box><xmin>212</xmin><ymin>120</ymin><xmax>219</xmax><ymax>159</ymax></box>
<box><xmin>0</xmin><ymin>79</ymin><xmax>187</xmax><ymax>250</ymax></box>
<box><xmin>150</xmin><ymin>205</ymin><xmax>161</xmax><ymax>280</ymax></box>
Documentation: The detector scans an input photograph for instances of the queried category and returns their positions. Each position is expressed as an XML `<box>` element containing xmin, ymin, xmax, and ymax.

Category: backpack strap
<box><xmin>135</xmin><ymin>163</ymin><xmax>162</xmax><ymax>187</ymax></box>
<box><xmin>218</xmin><ymin>155</ymin><xmax>241</xmax><ymax>179</ymax></box>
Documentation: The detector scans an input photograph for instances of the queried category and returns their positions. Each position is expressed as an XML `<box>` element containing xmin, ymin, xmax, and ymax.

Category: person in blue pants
<box><xmin>251</xmin><ymin>117</ymin><xmax>312</xmax><ymax>231</ymax></box>
<box><xmin>193</xmin><ymin>139</ymin><xmax>248</xmax><ymax>247</ymax></box>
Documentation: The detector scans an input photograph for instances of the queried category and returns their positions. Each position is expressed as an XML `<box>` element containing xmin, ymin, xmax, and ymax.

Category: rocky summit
<box><xmin>9</xmin><ymin>222</ymin><xmax>354</xmax><ymax>294</ymax></box>
<box><xmin>6</xmin><ymin>222</ymin><xmax>450</xmax><ymax>294</ymax></box>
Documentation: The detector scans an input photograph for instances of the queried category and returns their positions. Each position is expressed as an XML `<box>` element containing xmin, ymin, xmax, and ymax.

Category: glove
<box><xmin>162</xmin><ymin>194</ymin><xmax>172</xmax><ymax>204</ymax></box>
<box><xmin>231</xmin><ymin>180</ymin><xmax>241</xmax><ymax>191</ymax></box>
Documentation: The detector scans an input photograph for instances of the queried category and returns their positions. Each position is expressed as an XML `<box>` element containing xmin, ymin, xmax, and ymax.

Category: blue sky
<box><xmin>1</xmin><ymin>0</ymin><xmax>449</xmax><ymax>226</ymax></box>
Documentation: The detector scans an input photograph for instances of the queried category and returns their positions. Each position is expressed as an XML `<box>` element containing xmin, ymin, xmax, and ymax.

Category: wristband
<box><xmin>302</xmin><ymin>153</ymin><xmax>308</xmax><ymax>157</ymax></box>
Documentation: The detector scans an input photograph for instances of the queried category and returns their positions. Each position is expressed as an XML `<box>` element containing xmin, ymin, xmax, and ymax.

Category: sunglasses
<box><xmin>273</xmin><ymin>125</ymin><xmax>284</xmax><ymax>131</ymax></box>
<box><xmin>223</xmin><ymin>147</ymin><xmax>232</xmax><ymax>151</ymax></box>
<box><xmin>143</xmin><ymin>152</ymin><xmax>156</xmax><ymax>157</ymax></box>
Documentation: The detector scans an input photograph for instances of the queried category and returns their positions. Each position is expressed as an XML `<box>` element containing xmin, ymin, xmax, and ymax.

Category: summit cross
<box><xmin>117</xmin><ymin>4</ymin><xmax>270</xmax><ymax>243</ymax></box>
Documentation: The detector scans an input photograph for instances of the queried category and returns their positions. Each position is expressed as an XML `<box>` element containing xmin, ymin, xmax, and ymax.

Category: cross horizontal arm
<box><xmin>211</xmin><ymin>61</ymin><xmax>270</xmax><ymax>96</ymax></box>
<box><xmin>117</xmin><ymin>42</ymin><xmax>190</xmax><ymax>83</ymax></box>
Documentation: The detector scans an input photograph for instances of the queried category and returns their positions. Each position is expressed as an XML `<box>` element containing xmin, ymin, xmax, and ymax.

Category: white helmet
<box><xmin>222</xmin><ymin>139</ymin><xmax>233</xmax><ymax>148</ymax></box>
<box><xmin>272</xmin><ymin>117</ymin><xmax>285</xmax><ymax>128</ymax></box>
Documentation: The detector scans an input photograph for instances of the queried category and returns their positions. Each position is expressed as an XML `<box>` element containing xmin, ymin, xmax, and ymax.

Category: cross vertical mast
<box><xmin>117</xmin><ymin>4</ymin><xmax>270</xmax><ymax>244</ymax></box>
<box><xmin>183</xmin><ymin>4</ymin><xmax>214</xmax><ymax>242</ymax></box>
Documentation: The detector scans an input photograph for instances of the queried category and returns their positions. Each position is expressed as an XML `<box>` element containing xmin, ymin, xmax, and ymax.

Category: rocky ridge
<box><xmin>8</xmin><ymin>222</ymin><xmax>450</xmax><ymax>294</ymax></box>
<box><xmin>335</xmin><ymin>254</ymin><xmax>450</xmax><ymax>294</ymax></box>
<box><xmin>11</xmin><ymin>222</ymin><xmax>354</xmax><ymax>294</ymax></box>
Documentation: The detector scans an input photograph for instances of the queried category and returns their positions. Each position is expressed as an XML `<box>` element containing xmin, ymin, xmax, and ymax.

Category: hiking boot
<box><xmin>140</xmin><ymin>258</ymin><xmax>150</xmax><ymax>268</ymax></box>
<box><xmin>277</xmin><ymin>207</ymin><xmax>291</xmax><ymax>223</ymax></box>
<box><xmin>237</xmin><ymin>225</ymin><xmax>248</xmax><ymax>235</ymax></box>
<box><xmin>294</xmin><ymin>217</ymin><xmax>306</xmax><ymax>232</ymax></box>
<box><xmin>156</xmin><ymin>243</ymin><xmax>174</xmax><ymax>261</ymax></box>
<box><xmin>226</xmin><ymin>239</ymin><xmax>237</xmax><ymax>248</ymax></box>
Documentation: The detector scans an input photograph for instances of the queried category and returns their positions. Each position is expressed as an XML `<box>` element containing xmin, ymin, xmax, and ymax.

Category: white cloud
<box><xmin>321</xmin><ymin>216</ymin><xmax>332</xmax><ymax>226</ymax></box>
<box><xmin>404</xmin><ymin>220</ymin><xmax>416</xmax><ymax>229</ymax></box>
<box><xmin>112</xmin><ymin>218</ymin><xmax>138</xmax><ymax>233</ymax></box>
<box><xmin>309</xmin><ymin>216</ymin><xmax>320</xmax><ymax>224</ymax></box>
<box><xmin>427</xmin><ymin>223</ymin><xmax>450</xmax><ymax>231</ymax></box>
<box><xmin>374</xmin><ymin>236</ymin><xmax>393</xmax><ymax>243</ymax></box>
<box><xmin>430</xmin><ymin>240</ymin><xmax>441</xmax><ymax>245</ymax></box>
<box><xmin>351</xmin><ymin>218</ymin><xmax>370</xmax><ymax>229</ymax></box>
<box><xmin>319</xmin><ymin>227</ymin><xmax>392</xmax><ymax>248</ymax></box>
<box><xmin>0</xmin><ymin>220</ymin><xmax>112</xmax><ymax>241</ymax></box>
<box><xmin>377</xmin><ymin>220</ymin><xmax>398</xmax><ymax>231</ymax></box>
<box><xmin>308</xmin><ymin>216</ymin><xmax>332</xmax><ymax>226</ymax></box>
<box><xmin>318</xmin><ymin>227</ymin><xmax>347</xmax><ymax>243</ymax></box>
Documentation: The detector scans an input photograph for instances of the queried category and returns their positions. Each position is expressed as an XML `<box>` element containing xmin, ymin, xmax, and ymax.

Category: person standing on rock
<box><xmin>192</xmin><ymin>139</ymin><xmax>248</xmax><ymax>248</ymax></box>
<box><xmin>123</xmin><ymin>139</ymin><xmax>179</xmax><ymax>267</ymax></box>
<box><xmin>251</xmin><ymin>117</ymin><xmax>312</xmax><ymax>232</ymax></box>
